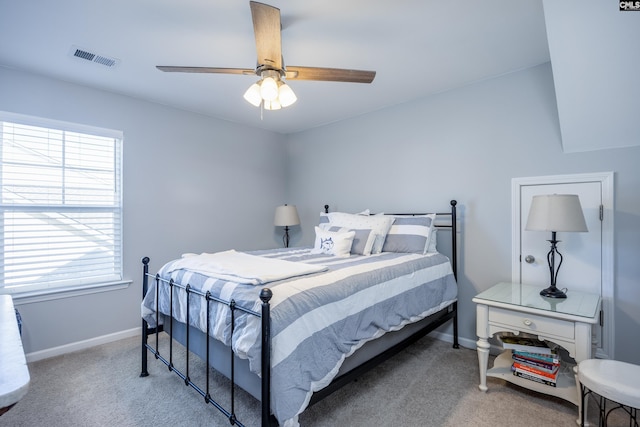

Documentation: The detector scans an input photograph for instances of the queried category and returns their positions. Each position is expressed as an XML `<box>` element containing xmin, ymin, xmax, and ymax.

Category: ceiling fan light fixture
<box><xmin>243</xmin><ymin>82</ymin><xmax>262</xmax><ymax>107</ymax></box>
<box><xmin>278</xmin><ymin>82</ymin><xmax>297</xmax><ymax>107</ymax></box>
<box><xmin>243</xmin><ymin>70</ymin><xmax>296</xmax><ymax>109</ymax></box>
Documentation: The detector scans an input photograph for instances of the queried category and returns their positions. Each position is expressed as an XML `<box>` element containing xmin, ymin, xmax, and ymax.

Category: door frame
<box><xmin>511</xmin><ymin>172</ymin><xmax>614</xmax><ymax>359</ymax></box>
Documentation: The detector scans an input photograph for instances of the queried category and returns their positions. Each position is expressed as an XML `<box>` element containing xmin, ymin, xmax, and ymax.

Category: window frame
<box><xmin>0</xmin><ymin>111</ymin><xmax>129</xmax><ymax>302</ymax></box>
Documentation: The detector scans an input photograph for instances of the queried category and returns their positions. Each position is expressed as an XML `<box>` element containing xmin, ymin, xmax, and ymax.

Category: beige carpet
<box><xmin>0</xmin><ymin>334</ymin><xmax>625</xmax><ymax>426</ymax></box>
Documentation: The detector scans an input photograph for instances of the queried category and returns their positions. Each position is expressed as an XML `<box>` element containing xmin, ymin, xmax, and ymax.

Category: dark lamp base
<box><xmin>540</xmin><ymin>286</ymin><xmax>567</xmax><ymax>299</ymax></box>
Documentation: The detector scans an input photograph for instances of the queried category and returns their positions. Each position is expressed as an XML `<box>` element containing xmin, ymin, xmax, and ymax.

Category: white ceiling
<box><xmin>0</xmin><ymin>0</ymin><xmax>551</xmax><ymax>134</ymax></box>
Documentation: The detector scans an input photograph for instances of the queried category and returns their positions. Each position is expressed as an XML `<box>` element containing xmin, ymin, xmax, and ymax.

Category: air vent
<box><xmin>69</xmin><ymin>45</ymin><xmax>120</xmax><ymax>68</ymax></box>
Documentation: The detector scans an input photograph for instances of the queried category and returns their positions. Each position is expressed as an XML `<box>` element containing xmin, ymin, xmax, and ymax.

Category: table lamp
<box><xmin>274</xmin><ymin>204</ymin><xmax>300</xmax><ymax>248</ymax></box>
<box><xmin>525</xmin><ymin>194</ymin><xmax>588</xmax><ymax>298</ymax></box>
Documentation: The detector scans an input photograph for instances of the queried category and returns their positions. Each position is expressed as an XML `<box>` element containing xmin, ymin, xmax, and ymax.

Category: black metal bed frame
<box><xmin>140</xmin><ymin>200</ymin><xmax>459</xmax><ymax>426</ymax></box>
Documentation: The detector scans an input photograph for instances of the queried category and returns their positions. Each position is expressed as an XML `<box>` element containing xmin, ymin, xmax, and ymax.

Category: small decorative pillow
<box><xmin>381</xmin><ymin>214</ymin><xmax>436</xmax><ymax>254</ymax></box>
<box><xmin>310</xmin><ymin>226</ymin><xmax>355</xmax><ymax>257</ymax></box>
<box><xmin>325</xmin><ymin>226</ymin><xmax>373</xmax><ymax>255</ymax></box>
<box><xmin>328</xmin><ymin>212</ymin><xmax>395</xmax><ymax>254</ymax></box>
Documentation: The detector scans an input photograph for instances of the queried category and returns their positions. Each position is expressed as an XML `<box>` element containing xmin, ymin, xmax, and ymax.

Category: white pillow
<box><xmin>318</xmin><ymin>209</ymin><xmax>369</xmax><ymax>228</ymax></box>
<box><xmin>427</xmin><ymin>228</ymin><xmax>438</xmax><ymax>253</ymax></box>
<box><xmin>310</xmin><ymin>226</ymin><xmax>355</xmax><ymax>257</ymax></box>
<box><xmin>328</xmin><ymin>212</ymin><xmax>395</xmax><ymax>254</ymax></box>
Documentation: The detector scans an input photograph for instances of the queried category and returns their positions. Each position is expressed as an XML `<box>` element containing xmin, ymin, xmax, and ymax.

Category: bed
<box><xmin>140</xmin><ymin>200</ymin><xmax>459</xmax><ymax>426</ymax></box>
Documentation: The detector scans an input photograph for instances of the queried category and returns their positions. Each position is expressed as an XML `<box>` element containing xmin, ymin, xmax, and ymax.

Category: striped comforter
<box><xmin>142</xmin><ymin>247</ymin><xmax>457</xmax><ymax>427</ymax></box>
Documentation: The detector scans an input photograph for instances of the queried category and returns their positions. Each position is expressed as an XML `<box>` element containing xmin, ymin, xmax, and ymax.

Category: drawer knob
<box><xmin>523</xmin><ymin>319</ymin><xmax>532</xmax><ymax>326</ymax></box>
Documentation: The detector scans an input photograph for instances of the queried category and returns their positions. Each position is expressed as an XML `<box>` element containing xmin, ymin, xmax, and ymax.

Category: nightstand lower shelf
<box><xmin>488</xmin><ymin>351</ymin><xmax>578</xmax><ymax>406</ymax></box>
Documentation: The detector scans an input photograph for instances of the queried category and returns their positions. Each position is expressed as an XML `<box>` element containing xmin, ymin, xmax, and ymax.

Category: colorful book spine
<box><xmin>512</xmin><ymin>369</ymin><xmax>557</xmax><ymax>387</ymax></box>
<box><xmin>512</xmin><ymin>354</ymin><xmax>559</xmax><ymax>372</ymax></box>
<box><xmin>512</xmin><ymin>350</ymin><xmax>560</xmax><ymax>364</ymax></box>
<box><xmin>512</xmin><ymin>362</ymin><xmax>559</xmax><ymax>381</ymax></box>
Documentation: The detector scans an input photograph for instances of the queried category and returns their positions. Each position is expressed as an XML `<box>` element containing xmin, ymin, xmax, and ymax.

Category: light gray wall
<box><xmin>0</xmin><ymin>66</ymin><xmax>288</xmax><ymax>354</ymax></box>
<box><xmin>286</xmin><ymin>63</ymin><xmax>640</xmax><ymax>364</ymax></box>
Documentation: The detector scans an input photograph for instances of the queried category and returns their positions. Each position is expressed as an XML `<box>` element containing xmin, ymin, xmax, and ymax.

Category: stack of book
<box><xmin>500</xmin><ymin>335</ymin><xmax>560</xmax><ymax>387</ymax></box>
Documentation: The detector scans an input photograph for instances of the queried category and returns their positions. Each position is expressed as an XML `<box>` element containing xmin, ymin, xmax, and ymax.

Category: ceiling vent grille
<box><xmin>69</xmin><ymin>45</ymin><xmax>120</xmax><ymax>68</ymax></box>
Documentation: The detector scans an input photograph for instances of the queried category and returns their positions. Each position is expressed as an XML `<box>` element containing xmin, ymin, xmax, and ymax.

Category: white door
<box><xmin>512</xmin><ymin>172</ymin><xmax>614</xmax><ymax>359</ymax></box>
<box><xmin>520</xmin><ymin>182</ymin><xmax>601</xmax><ymax>293</ymax></box>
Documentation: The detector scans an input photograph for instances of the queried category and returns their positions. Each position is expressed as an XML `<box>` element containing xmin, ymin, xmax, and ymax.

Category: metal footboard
<box><xmin>140</xmin><ymin>256</ymin><xmax>273</xmax><ymax>426</ymax></box>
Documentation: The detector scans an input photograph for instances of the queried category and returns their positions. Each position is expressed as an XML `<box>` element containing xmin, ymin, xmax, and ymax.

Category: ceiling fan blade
<box><xmin>156</xmin><ymin>66</ymin><xmax>256</xmax><ymax>75</ymax></box>
<box><xmin>284</xmin><ymin>66</ymin><xmax>376</xmax><ymax>83</ymax></box>
<box><xmin>250</xmin><ymin>1</ymin><xmax>282</xmax><ymax>70</ymax></box>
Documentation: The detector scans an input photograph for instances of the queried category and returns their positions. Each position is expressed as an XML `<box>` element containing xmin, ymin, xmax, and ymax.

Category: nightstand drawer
<box><xmin>489</xmin><ymin>307</ymin><xmax>574</xmax><ymax>340</ymax></box>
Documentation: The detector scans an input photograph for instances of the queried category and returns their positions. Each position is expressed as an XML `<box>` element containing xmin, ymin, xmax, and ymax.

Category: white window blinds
<box><xmin>0</xmin><ymin>113</ymin><xmax>123</xmax><ymax>294</ymax></box>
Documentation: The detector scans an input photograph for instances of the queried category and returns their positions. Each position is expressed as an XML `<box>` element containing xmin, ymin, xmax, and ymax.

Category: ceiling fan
<box><xmin>156</xmin><ymin>1</ymin><xmax>376</xmax><ymax>110</ymax></box>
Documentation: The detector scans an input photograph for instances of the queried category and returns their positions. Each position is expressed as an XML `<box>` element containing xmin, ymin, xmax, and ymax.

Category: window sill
<box><xmin>9</xmin><ymin>280</ymin><xmax>133</xmax><ymax>305</ymax></box>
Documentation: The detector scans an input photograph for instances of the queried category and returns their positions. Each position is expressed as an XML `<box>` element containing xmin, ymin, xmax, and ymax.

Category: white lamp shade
<box><xmin>278</xmin><ymin>83</ymin><xmax>297</xmax><ymax>107</ymax></box>
<box><xmin>525</xmin><ymin>194</ymin><xmax>588</xmax><ymax>232</ymax></box>
<box><xmin>274</xmin><ymin>204</ymin><xmax>300</xmax><ymax>226</ymax></box>
<box><xmin>260</xmin><ymin>77</ymin><xmax>279</xmax><ymax>101</ymax></box>
<box><xmin>243</xmin><ymin>83</ymin><xmax>262</xmax><ymax>107</ymax></box>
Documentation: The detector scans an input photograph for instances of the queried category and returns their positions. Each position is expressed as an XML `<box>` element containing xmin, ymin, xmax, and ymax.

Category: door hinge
<box><xmin>600</xmin><ymin>309</ymin><xmax>604</xmax><ymax>327</ymax></box>
<box><xmin>599</xmin><ymin>205</ymin><xmax>604</xmax><ymax>221</ymax></box>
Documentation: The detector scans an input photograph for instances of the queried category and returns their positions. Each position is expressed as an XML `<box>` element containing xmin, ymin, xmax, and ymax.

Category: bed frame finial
<box><xmin>260</xmin><ymin>288</ymin><xmax>272</xmax><ymax>303</ymax></box>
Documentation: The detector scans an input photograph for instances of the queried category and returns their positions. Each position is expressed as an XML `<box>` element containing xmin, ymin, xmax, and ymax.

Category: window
<box><xmin>0</xmin><ymin>112</ymin><xmax>123</xmax><ymax>296</ymax></box>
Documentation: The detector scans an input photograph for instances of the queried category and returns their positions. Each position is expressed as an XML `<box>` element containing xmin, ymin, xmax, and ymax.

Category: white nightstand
<box><xmin>473</xmin><ymin>283</ymin><xmax>600</xmax><ymax>422</ymax></box>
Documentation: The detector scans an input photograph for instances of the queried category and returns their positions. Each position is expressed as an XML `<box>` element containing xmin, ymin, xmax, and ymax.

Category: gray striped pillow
<box><xmin>381</xmin><ymin>214</ymin><xmax>436</xmax><ymax>254</ymax></box>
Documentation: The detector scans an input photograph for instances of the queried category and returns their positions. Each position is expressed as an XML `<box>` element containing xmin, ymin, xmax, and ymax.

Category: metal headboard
<box><xmin>323</xmin><ymin>200</ymin><xmax>458</xmax><ymax>280</ymax></box>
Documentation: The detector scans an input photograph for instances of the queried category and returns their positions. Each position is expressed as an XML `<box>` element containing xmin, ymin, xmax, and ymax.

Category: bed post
<box><xmin>260</xmin><ymin>288</ymin><xmax>273</xmax><ymax>427</ymax></box>
<box><xmin>140</xmin><ymin>256</ymin><xmax>150</xmax><ymax>377</ymax></box>
<box><xmin>449</xmin><ymin>200</ymin><xmax>460</xmax><ymax>349</ymax></box>
<box><xmin>450</xmin><ymin>200</ymin><xmax>457</xmax><ymax>281</ymax></box>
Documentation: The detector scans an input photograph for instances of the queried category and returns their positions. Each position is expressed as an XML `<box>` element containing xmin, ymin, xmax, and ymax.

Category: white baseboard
<box><xmin>25</xmin><ymin>327</ymin><xmax>140</xmax><ymax>363</ymax></box>
<box><xmin>430</xmin><ymin>330</ymin><xmax>477</xmax><ymax>351</ymax></box>
<box><xmin>433</xmin><ymin>331</ymin><xmax>507</xmax><ymax>356</ymax></box>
